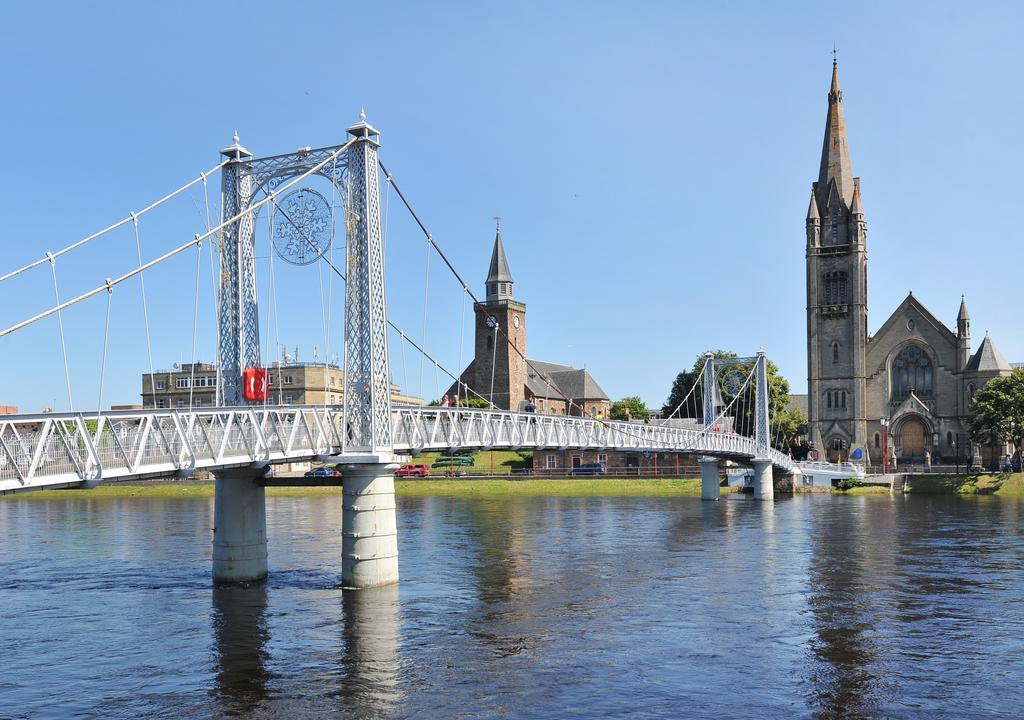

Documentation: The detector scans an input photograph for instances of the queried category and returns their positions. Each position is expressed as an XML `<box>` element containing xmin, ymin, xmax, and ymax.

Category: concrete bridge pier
<box><xmin>699</xmin><ymin>457</ymin><xmax>721</xmax><ymax>500</ymax></box>
<box><xmin>341</xmin><ymin>456</ymin><xmax>400</xmax><ymax>588</ymax></box>
<box><xmin>213</xmin><ymin>467</ymin><xmax>269</xmax><ymax>583</ymax></box>
<box><xmin>752</xmin><ymin>459</ymin><xmax>774</xmax><ymax>501</ymax></box>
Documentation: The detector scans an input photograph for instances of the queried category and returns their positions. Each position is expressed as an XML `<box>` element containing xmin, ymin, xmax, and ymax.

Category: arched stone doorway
<box><xmin>898</xmin><ymin>417</ymin><xmax>926</xmax><ymax>460</ymax></box>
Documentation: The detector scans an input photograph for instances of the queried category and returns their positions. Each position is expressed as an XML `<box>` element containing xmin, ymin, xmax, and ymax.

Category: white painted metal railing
<box><xmin>0</xmin><ymin>405</ymin><xmax>796</xmax><ymax>493</ymax></box>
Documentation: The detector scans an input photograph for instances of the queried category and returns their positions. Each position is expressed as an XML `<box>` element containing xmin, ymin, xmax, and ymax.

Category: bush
<box><xmin>836</xmin><ymin>477</ymin><xmax>863</xmax><ymax>491</ymax></box>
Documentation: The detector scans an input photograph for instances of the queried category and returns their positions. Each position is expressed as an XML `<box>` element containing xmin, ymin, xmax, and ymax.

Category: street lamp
<box><xmin>880</xmin><ymin>417</ymin><xmax>890</xmax><ymax>474</ymax></box>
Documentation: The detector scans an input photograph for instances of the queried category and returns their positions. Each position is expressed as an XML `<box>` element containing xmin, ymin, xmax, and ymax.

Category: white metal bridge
<box><xmin>0</xmin><ymin>404</ymin><xmax>796</xmax><ymax>494</ymax></box>
<box><xmin>1</xmin><ymin>112</ymin><xmax>799</xmax><ymax>582</ymax></box>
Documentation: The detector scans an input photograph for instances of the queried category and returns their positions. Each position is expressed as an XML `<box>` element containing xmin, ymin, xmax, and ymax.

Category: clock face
<box><xmin>513</xmin><ymin>314</ymin><xmax>521</xmax><ymax>329</ymax></box>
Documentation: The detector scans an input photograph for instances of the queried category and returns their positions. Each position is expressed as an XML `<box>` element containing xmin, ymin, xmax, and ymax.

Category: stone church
<box><xmin>806</xmin><ymin>62</ymin><xmax>1013</xmax><ymax>466</ymax></box>
<box><xmin>447</xmin><ymin>226</ymin><xmax>611</xmax><ymax>418</ymax></box>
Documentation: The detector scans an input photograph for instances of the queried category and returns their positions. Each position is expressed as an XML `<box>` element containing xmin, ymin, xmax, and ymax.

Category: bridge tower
<box><xmin>211</xmin><ymin>114</ymin><xmax>399</xmax><ymax>588</ymax></box>
<box><xmin>212</xmin><ymin>133</ymin><xmax>269</xmax><ymax>584</ymax></box>
<box><xmin>337</xmin><ymin>112</ymin><xmax>400</xmax><ymax>589</ymax></box>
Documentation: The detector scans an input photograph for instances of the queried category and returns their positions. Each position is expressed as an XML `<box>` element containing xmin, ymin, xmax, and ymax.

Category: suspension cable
<box><xmin>1</xmin><ymin>160</ymin><xmax>230</xmax><ymax>284</ymax></box>
<box><xmin>269</xmin><ymin>194</ymin><xmax>494</xmax><ymax>408</ymax></box>
<box><xmin>379</xmin><ymin>159</ymin><xmax>592</xmax><ymax>417</ymax></box>
<box><xmin>1</xmin><ymin>139</ymin><xmax>356</xmax><ymax>339</ymax></box>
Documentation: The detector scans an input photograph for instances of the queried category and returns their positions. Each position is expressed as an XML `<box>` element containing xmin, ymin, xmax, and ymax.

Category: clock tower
<box><xmin>450</xmin><ymin>223</ymin><xmax>528</xmax><ymax>410</ymax></box>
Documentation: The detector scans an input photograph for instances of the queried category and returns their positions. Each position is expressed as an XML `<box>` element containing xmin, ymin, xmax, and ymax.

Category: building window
<box><xmin>194</xmin><ymin>398</ymin><xmax>202</xmax><ymax>407</ymax></box>
<box><xmin>156</xmin><ymin>398</ymin><xmax>167</xmax><ymax>408</ymax></box>
<box><xmin>892</xmin><ymin>345</ymin><xmax>933</xmax><ymax>399</ymax></box>
<box><xmin>822</xmin><ymin>271</ymin><xmax>849</xmax><ymax>304</ymax></box>
<box><xmin>832</xmin><ymin>342</ymin><xmax>840</xmax><ymax>364</ymax></box>
<box><xmin>546</xmin><ymin>454</ymin><xmax>556</xmax><ymax>470</ymax></box>
<box><xmin>947</xmin><ymin>431</ymin><xmax>953</xmax><ymax>447</ymax></box>
<box><xmin>874</xmin><ymin>433</ymin><xmax>880</xmax><ymax>449</ymax></box>
<box><xmin>487</xmin><ymin>335</ymin><xmax>493</xmax><ymax>351</ymax></box>
<box><xmin>598</xmin><ymin>454</ymin><xmax>607</xmax><ymax>465</ymax></box>
<box><xmin>284</xmin><ymin>375</ymin><xmax>293</xmax><ymax>385</ymax></box>
<box><xmin>284</xmin><ymin>394</ymin><xmax>293</xmax><ymax>404</ymax></box>
<box><xmin>841</xmin><ymin>391</ymin><xmax>847</xmax><ymax>409</ymax></box>
<box><xmin>827</xmin><ymin>391</ymin><xmax>832</xmax><ymax>409</ymax></box>
<box><xmin>155</xmin><ymin>379</ymin><xmax>166</xmax><ymax>390</ymax></box>
<box><xmin>967</xmin><ymin>383</ymin><xmax>976</xmax><ymax>405</ymax></box>
<box><xmin>176</xmin><ymin>399</ymin><xmax>185</xmax><ymax>408</ymax></box>
<box><xmin>176</xmin><ymin>377</ymin><xmax>190</xmax><ymax>389</ymax></box>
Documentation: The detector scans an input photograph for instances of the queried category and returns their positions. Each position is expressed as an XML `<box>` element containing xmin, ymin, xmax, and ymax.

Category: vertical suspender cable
<box><xmin>457</xmin><ymin>285</ymin><xmax>468</xmax><ymax>405</ymax></box>
<box><xmin>188</xmin><ymin>238</ymin><xmax>202</xmax><ymax>410</ymax></box>
<box><xmin>418</xmin><ymin>239</ymin><xmax>431</xmax><ymax>399</ymax></box>
<box><xmin>97</xmin><ymin>280</ymin><xmax>113</xmax><ymax>415</ymax></box>
<box><xmin>489</xmin><ymin>322</ymin><xmax>498</xmax><ymax>409</ymax></box>
<box><xmin>132</xmin><ymin>214</ymin><xmax>157</xmax><ymax>409</ymax></box>
<box><xmin>202</xmin><ymin>172</ymin><xmax>222</xmax><ymax>401</ymax></box>
<box><xmin>48</xmin><ymin>254</ymin><xmax>74</xmax><ymax>412</ymax></box>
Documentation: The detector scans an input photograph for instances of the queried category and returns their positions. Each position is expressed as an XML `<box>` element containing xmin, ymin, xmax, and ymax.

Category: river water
<box><xmin>1</xmin><ymin>491</ymin><xmax>1023</xmax><ymax>719</ymax></box>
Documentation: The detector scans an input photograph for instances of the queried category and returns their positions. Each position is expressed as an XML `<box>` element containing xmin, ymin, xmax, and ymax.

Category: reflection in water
<box><xmin>212</xmin><ymin>583</ymin><xmax>271</xmax><ymax>716</ymax></box>
<box><xmin>804</xmin><ymin>498</ymin><xmax>895</xmax><ymax>720</ymax></box>
<box><xmin>340</xmin><ymin>584</ymin><xmax>402</xmax><ymax>714</ymax></box>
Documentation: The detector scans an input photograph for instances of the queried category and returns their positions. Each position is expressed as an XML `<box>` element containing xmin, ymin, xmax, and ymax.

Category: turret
<box><xmin>805</xmin><ymin>189</ymin><xmax>820</xmax><ymax>247</ymax></box>
<box><xmin>849</xmin><ymin>179</ymin><xmax>866</xmax><ymax>246</ymax></box>
<box><xmin>957</xmin><ymin>296</ymin><xmax>971</xmax><ymax>371</ymax></box>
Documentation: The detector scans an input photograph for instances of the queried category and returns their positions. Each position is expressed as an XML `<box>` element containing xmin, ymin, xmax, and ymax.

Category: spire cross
<box><xmin>493</xmin><ymin>215</ymin><xmax>501</xmax><ymax>232</ymax></box>
<box><xmin>832</xmin><ymin>44</ymin><xmax>838</xmax><ymax>64</ymax></box>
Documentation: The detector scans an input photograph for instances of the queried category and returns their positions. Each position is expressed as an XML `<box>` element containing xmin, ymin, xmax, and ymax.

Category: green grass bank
<box><xmin>3</xmin><ymin>477</ymin><xmax>705</xmax><ymax>500</ymax></box>
<box><xmin>904</xmin><ymin>472</ymin><xmax>1024</xmax><ymax>496</ymax></box>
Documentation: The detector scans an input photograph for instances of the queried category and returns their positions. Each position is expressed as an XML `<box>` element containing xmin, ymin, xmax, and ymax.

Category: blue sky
<box><xmin>1</xmin><ymin>1</ymin><xmax>1022</xmax><ymax>412</ymax></box>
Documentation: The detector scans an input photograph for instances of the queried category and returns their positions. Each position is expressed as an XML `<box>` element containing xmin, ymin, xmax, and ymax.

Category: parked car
<box><xmin>571</xmin><ymin>463</ymin><xmax>606</xmax><ymax>476</ymax></box>
<box><xmin>304</xmin><ymin>466</ymin><xmax>341</xmax><ymax>478</ymax></box>
<box><xmin>395</xmin><ymin>463</ymin><xmax>431</xmax><ymax>478</ymax></box>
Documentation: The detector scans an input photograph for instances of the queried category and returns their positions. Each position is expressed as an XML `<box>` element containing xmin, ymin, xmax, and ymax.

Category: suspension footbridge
<box><xmin>0</xmin><ymin>113</ymin><xmax>801</xmax><ymax>587</ymax></box>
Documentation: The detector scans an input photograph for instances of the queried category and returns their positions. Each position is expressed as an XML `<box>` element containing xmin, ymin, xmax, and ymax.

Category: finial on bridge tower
<box><xmin>347</xmin><ymin>109</ymin><xmax>379</xmax><ymax>142</ymax></box>
<box><xmin>360</xmin><ymin>107</ymin><xmax>366</xmax><ymax>122</ymax></box>
<box><xmin>220</xmin><ymin>129</ymin><xmax>251</xmax><ymax>160</ymax></box>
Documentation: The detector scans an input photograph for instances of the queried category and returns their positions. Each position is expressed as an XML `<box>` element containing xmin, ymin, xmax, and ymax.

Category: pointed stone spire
<box><xmin>806</xmin><ymin>188</ymin><xmax>820</xmax><ymax>221</ymax></box>
<box><xmin>818</xmin><ymin>61</ymin><xmax>855</xmax><ymax>208</ymax></box>
<box><xmin>958</xmin><ymin>295</ymin><xmax>970</xmax><ymax>322</ymax></box>
<box><xmin>849</xmin><ymin>180</ymin><xmax>864</xmax><ymax>216</ymax></box>
<box><xmin>486</xmin><ymin>221</ymin><xmax>513</xmax><ymax>301</ymax></box>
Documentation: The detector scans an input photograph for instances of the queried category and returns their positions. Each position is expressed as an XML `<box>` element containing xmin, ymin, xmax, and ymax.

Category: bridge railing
<box><xmin>0</xmin><ymin>404</ymin><xmax>795</xmax><ymax>493</ymax></box>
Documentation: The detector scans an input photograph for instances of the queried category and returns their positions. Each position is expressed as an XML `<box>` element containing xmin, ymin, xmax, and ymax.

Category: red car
<box><xmin>395</xmin><ymin>463</ymin><xmax>431</xmax><ymax>478</ymax></box>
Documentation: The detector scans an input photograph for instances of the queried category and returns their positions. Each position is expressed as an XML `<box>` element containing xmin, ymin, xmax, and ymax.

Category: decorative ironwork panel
<box><xmin>272</xmin><ymin>188</ymin><xmax>333</xmax><ymax>265</ymax></box>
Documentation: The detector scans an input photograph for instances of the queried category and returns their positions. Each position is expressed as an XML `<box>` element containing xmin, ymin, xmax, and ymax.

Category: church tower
<box><xmin>806</xmin><ymin>61</ymin><xmax>869</xmax><ymax>460</ymax></box>
<box><xmin>450</xmin><ymin>223</ymin><xmax>528</xmax><ymax>410</ymax></box>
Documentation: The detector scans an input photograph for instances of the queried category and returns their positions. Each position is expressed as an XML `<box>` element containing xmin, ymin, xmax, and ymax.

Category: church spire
<box><xmin>486</xmin><ymin>219</ymin><xmax>513</xmax><ymax>301</ymax></box>
<box><xmin>818</xmin><ymin>60</ymin><xmax>855</xmax><ymax>208</ymax></box>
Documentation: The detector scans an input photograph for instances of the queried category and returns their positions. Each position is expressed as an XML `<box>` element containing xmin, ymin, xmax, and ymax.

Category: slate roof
<box><xmin>526</xmin><ymin>359</ymin><xmax>609</xmax><ymax>401</ymax></box>
<box><xmin>965</xmin><ymin>335</ymin><xmax>1012</xmax><ymax>373</ymax></box>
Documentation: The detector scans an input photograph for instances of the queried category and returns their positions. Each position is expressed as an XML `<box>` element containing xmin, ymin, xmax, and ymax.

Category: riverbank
<box><xmin>904</xmin><ymin>472</ymin><xmax>1024</xmax><ymax>495</ymax></box>
<box><xmin>2</xmin><ymin>477</ymin><xmax>705</xmax><ymax>500</ymax></box>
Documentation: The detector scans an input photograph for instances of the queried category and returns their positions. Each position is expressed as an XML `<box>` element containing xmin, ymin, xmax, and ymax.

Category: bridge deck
<box><xmin>0</xmin><ymin>405</ymin><xmax>795</xmax><ymax>493</ymax></box>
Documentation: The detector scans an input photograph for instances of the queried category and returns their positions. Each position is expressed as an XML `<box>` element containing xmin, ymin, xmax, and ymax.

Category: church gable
<box><xmin>867</xmin><ymin>293</ymin><xmax>959</xmax><ymax>376</ymax></box>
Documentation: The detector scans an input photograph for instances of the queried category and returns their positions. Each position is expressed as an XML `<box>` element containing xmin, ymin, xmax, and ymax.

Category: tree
<box><xmin>610</xmin><ymin>396</ymin><xmax>650</xmax><ymax>421</ymax></box>
<box><xmin>661</xmin><ymin>350</ymin><xmax>802</xmax><ymax>451</ymax></box>
<box><xmin>966</xmin><ymin>370</ymin><xmax>1024</xmax><ymax>459</ymax></box>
